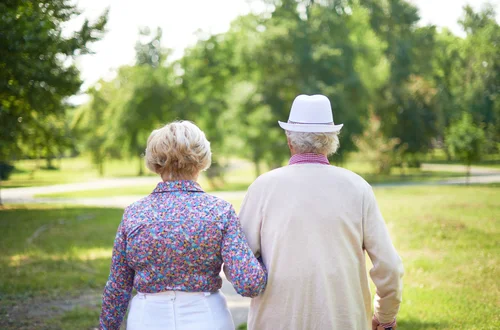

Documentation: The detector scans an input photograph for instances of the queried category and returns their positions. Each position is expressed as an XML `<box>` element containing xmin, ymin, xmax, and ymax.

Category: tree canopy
<box><xmin>4</xmin><ymin>0</ymin><xmax>499</xmax><ymax>179</ymax></box>
<box><xmin>0</xmin><ymin>0</ymin><xmax>107</xmax><ymax>164</ymax></box>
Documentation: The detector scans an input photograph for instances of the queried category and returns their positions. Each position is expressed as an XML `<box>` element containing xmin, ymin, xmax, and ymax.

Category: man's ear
<box><xmin>287</xmin><ymin>137</ymin><xmax>294</xmax><ymax>153</ymax></box>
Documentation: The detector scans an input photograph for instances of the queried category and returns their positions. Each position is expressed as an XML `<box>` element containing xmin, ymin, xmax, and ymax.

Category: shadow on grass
<box><xmin>398</xmin><ymin>318</ymin><xmax>444</xmax><ymax>329</ymax></box>
<box><xmin>362</xmin><ymin>171</ymin><xmax>463</xmax><ymax>185</ymax></box>
<box><xmin>471</xmin><ymin>182</ymin><xmax>500</xmax><ymax>188</ymax></box>
<box><xmin>236</xmin><ymin>320</ymin><xmax>445</xmax><ymax>330</ymax></box>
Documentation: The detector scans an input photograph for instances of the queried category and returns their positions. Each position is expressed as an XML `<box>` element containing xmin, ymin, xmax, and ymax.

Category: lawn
<box><xmin>1</xmin><ymin>185</ymin><xmax>499</xmax><ymax>329</ymax></box>
<box><xmin>3</xmin><ymin>157</ymin><xmax>155</xmax><ymax>189</ymax></box>
<box><xmin>423</xmin><ymin>148</ymin><xmax>500</xmax><ymax>169</ymax></box>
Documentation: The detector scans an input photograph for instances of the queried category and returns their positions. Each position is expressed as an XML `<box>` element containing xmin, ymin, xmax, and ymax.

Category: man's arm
<box><xmin>223</xmin><ymin>184</ymin><xmax>263</xmax><ymax>282</ymax></box>
<box><xmin>363</xmin><ymin>185</ymin><xmax>404</xmax><ymax>325</ymax></box>
<box><xmin>221</xmin><ymin>205</ymin><xmax>267</xmax><ymax>297</ymax></box>
<box><xmin>236</xmin><ymin>184</ymin><xmax>263</xmax><ymax>257</ymax></box>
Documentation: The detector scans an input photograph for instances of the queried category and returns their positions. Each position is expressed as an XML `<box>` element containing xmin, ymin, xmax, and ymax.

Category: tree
<box><xmin>0</xmin><ymin>0</ymin><xmax>107</xmax><ymax>201</ymax></box>
<box><xmin>458</xmin><ymin>5</ymin><xmax>500</xmax><ymax>156</ymax></box>
<box><xmin>446</xmin><ymin>112</ymin><xmax>485</xmax><ymax>183</ymax></box>
<box><xmin>108</xmin><ymin>28</ymin><xmax>176</xmax><ymax>176</ymax></box>
<box><xmin>431</xmin><ymin>28</ymin><xmax>464</xmax><ymax>158</ymax></box>
<box><xmin>359</xmin><ymin>0</ymin><xmax>443</xmax><ymax>166</ymax></box>
<box><xmin>354</xmin><ymin>111</ymin><xmax>406</xmax><ymax>175</ymax></box>
<box><xmin>0</xmin><ymin>162</ymin><xmax>14</xmax><ymax>205</ymax></box>
<box><xmin>240</xmin><ymin>0</ymin><xmax>388</xmax><ymax>167</ymax></box>
<box><xmin>176</xmin><ymin>32</ymin><xmax>238</xmax><ymax>185</ymax></box>
<box><xmin>387</xmin><ymin>75</ymin><xmax>439</xmax><ymax>166</ymax></box>
<box><xmin>0</xmin><ymin>0</ymin><xmax>108</xmax><ymax>163</ymax></box>
<box><xmin>71</xmin><ymin>81</ymin><xmax>120</xmax><ymax>176</ymax></box>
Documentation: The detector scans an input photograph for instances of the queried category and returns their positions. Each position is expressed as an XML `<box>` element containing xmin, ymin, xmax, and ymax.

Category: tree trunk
<box><xmin>253</xmin><ymin>155</ymin><xmax>261</xmax><ymax>178</ymax></box>
<box><xmin>46</xmin><ymin>155</ymin><xmax>53</xmax><ymax>169</ymax></box>
<box><xmin>254</xmin><ymin>162</ymin><xmax>261</xmax><ymax>178</ymax></box>
<box><xmin>138</xmin><ymin>156</ymin><xmax>144</xmax><ymax>176</ymax></box>
<box><xmin>98</xmin><ymin>161</ymin><xmax>104</xmax><ymax>177</ymax></box>
<box><xmin>466</xmin><ymin>162</ymin><xmax>471</xmax><ymax>185</ymax></box>
<box><xmin>445</xmin><ymin>148</ymin><xmax>452</xmax><ymax>161</ymax></box>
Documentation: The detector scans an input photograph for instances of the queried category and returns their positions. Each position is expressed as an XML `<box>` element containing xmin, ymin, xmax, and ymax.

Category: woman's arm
<box><xmin>99</xmin><ymin>216</ymin><xmax>134</xmax><ymax>330</ymax></box>
<box><xmin>221</xmin><ymin>206</ymin><xmax>267</xmax><ymax>298</ymax></box>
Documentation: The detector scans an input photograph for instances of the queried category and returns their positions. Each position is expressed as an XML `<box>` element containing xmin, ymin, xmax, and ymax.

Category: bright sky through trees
<box><xmin>66</xmin><ymin>0</ymin><xmax>499</xmax><ymax>103</ymax></box>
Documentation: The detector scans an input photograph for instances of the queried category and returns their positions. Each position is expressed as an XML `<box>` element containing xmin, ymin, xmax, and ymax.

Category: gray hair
<box><xmin>286</xmin><ymin>131</ymin><xmax>340</xmax><ymax>155</ymax></box>
<box><xmin>145</xmin><ymin>121</ymin><xmax>211</xmax><ymax>180</ymax></box>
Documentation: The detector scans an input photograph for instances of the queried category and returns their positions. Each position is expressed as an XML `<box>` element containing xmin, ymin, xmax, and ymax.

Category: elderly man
<box><xmin>238</xmin><ymin>94</ymin><xmax>404</xmax><ymax>330</ymax></box>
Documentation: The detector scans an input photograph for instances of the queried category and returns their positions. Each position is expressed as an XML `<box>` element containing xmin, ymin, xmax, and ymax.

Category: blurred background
<box><xmin>1</xmin><ymin>0</ymin><xmax>499</xmax><ymax>329</ymax></box>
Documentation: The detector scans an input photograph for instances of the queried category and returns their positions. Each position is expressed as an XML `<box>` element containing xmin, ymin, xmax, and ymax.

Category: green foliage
<box><xmin>176</xmin><ymin>33</ymin><xmax>237</xmax><ymax>184</ymax></box>
<box><xmin>446</xmin><ymin>113</ymin><xmax>486</xmax><ymax>174</ymax></box>
<box><xmin>0</xmin><ymin>0</ymin><xmax>108</xmax><ymax>163</ymax></box>
<box><xmin>71</xmin><ymin>82</ymin><xmax>119</xmax><ymax>176</ymax></box>
<box><xmin>6</xmin><ymin>0</ymin><xmax>499</xmax><ymax>181</ymax></box>
<box><xmin>73</xmin><ymin>28</ymin><xmax>177</xmax><ymax>176</ymax></box>
<box><xmin>458</xmin><ymin>4</ymin><xmax>500</xmax><ymax>151</ymax></box>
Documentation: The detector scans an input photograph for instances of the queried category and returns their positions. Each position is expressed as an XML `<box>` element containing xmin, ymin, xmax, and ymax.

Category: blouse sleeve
<box><xmin>99</xmin><ymin>215</ymin><xmax>135</xmax><ymax>330</ymax></box>
<box><xmin>221</xmin><ymin>206</ymin><xmax>267</xmax><ymax>297</ymax></box>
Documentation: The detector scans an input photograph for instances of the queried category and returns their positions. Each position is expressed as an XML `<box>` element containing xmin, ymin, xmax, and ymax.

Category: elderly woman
<box><xmin>99</xmin><ymin>121</ymin><xmax>267</xmax><ymax>330</ymax></box>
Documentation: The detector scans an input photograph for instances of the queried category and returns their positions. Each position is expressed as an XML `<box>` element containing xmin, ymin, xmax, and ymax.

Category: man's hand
<box><xmin>372</xmin><ymin>315</ymin><xmax>396</xmax><ymax>330</ymax></box>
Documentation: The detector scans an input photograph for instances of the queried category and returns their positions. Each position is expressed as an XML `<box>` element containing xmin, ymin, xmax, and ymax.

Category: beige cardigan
<box><xmin>238</xmin><ymin>164</ymin><xmax>404</xmax><ymax>330</ymax></box>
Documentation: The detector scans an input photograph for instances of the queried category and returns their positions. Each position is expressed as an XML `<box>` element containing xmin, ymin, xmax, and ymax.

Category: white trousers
<box><xmin>127</xmin><ymin>290</ymin><xmax>235</xmax><ymax>330</ymax></box>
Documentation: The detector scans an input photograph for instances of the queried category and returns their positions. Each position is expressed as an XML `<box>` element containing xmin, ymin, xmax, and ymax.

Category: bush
<box><xmin>354</xmin><ymin>113</ymin><xmax>406</xmax><ymax>174</ymax></box>
<box><xmin>0</xmin><ymin>162</ymin><xmax>14</xmax><ymax>181</ymax></box>
<box><xmin>445</xmin><ymin>112</ymin><xmax>485</xmax><ymax>181</ymax></box>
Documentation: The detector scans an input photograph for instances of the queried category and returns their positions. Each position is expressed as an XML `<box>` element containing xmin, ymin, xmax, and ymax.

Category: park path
<box><xmin>3</xmin><ymin>163</ymin><xmax>500</xmax><ymax>205</ymax></box>
<box><xmin>2</xmin><ymin>163</ymin><xmax>499</xmax><ymax>326</ymax></box>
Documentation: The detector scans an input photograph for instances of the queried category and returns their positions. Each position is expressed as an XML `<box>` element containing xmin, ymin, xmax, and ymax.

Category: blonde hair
<box><xmin>286</xmin><ymin>131</ymin><xmax>340</xmax><ymax>155</ymax></box>
<box><xmin>145</xmin><ymin>121</ymin><xmax>211</xmax><ymax>180</ymax></box>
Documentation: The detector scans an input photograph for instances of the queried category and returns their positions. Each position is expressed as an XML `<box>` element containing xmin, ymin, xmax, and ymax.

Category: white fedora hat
<box><xmin>278</xmin><ymin>94</ymin><xmax>343</xmax><ymax>133</ymax></box>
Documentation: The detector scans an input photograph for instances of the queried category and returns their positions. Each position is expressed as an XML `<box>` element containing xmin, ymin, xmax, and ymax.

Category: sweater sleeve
<box><xmin>363</xmin><ymin>185</ymin><xmax>404</xmax><ymax>324</ymax></box>
<box><xmin>99</xmin><ymin>216</ymin><xmax>135</xmax><ymax>330</ymax></box>
<box><xmin>236</xmin><ymin>185</ymin><xmax>262</xmax><ymax>257</ymax></box>
<box><xmin>221</xmin><ymin>205</ymin><xmax>267</xmax><ymax>297</ymax></box>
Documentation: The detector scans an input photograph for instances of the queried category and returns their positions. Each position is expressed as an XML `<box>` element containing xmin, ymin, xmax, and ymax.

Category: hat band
<box><xmin>288</xmin><ymin>120</ymin><xmax>334</xmax><ymax>125</ymax></box>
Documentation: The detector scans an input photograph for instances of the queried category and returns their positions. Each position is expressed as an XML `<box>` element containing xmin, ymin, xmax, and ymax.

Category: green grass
<box><xmin>423</xmin><ymin>148</ymin><xmax>500</xmax><ymax>168</ymax></box>
<box><xmin>3</xmin><ymin>157</ymin><xmax>154</xmax><ymax>188</ymax></box>
<box><xmin>376</xmin><ymin>184</ymin><xmax>500</xmax><ymax>329</ymax></box>
<box><xmin>1</xmin><ymin>186</ymin><xmax>500</xmax><ymax>329</ymax></box>
<box><xmin>0</xmin><ymin>204</ymin><xmax>122</xmax><ymax>330</ymax></box>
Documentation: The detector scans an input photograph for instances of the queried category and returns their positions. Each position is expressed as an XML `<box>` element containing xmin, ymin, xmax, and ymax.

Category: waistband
<box><xmin>136</xmin><ymin>290</ymin><xmax>216</xmax><ymax>300</ymax></box>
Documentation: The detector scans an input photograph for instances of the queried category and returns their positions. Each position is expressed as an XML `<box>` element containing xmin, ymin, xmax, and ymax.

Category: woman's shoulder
<box><xmin>201</xmin><ymin>193</ymin><xmax>236</xmax><ymax>215</ymax></box>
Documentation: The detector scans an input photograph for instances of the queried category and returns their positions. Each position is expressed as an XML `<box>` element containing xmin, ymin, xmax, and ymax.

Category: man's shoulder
<box><xmin>330</xmin><ymin>165</ymin><xmax>371</xmax><ymax>187</ymax></box>
<box><xmin>249</xmin><ymin>166</ymin><xmax>292</xmax><ymax>187</ymax></box>
<box><xmin>250</xmin><ymin>165</ymin><xmax>370</xmax><ymax>190</ymax></box>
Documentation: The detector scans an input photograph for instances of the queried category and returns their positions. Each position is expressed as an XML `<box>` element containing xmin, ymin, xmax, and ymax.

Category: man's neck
<box><xmin>288</xmin><ymin>153</ymin><xmax>330</xmax><ymax>165</ymax></box>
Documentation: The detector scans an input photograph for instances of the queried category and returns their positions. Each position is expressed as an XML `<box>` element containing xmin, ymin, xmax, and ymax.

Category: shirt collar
<box><xmin>152</xmin><ymin>180</ymin><xmax>205</xmax><ymax>193</ymax></box>
<box><xmin>289</xmin><ymin>153</ymin><xmax>330</xmax><ymax>165</ymax></box>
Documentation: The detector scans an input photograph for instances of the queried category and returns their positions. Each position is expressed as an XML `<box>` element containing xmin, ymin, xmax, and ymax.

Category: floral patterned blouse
<box><xmin>99</xmin><ymin>180</ymin><xmax>267</xmax><ymax>330</ymax></box>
